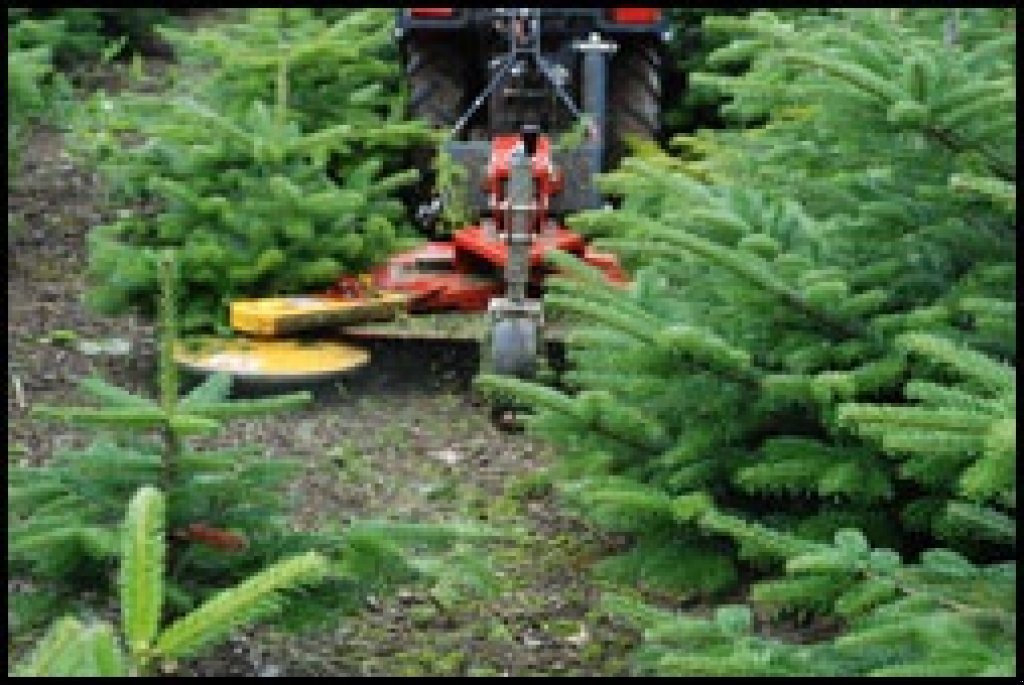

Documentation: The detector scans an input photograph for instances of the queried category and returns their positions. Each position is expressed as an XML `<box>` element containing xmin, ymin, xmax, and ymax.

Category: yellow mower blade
<box><xmin>230</xmin><ymin>293</ymin><xmax>408</xmax><ymax>337</ymax></box>
<box><xmin>173</xmin><ymin>338</ymin><xmax>370</xmax><ymax>385</ymax></box>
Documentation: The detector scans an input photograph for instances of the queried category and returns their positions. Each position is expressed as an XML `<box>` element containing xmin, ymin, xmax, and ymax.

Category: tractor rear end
<box><xmin>387</xmin><ymin>8</ymin><xmax>666</xmax><ymax>377</ymax></box>
<box><xmin>182</xmin><ymin>8</ymin><xmax>665</xmax><ymax>387</ymax></box>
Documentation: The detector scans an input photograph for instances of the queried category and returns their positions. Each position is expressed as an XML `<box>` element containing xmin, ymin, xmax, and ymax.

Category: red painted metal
<box><xmin>452</xmin><ymin>224</ymin><xmax>585</xmax><ymax>274</ymax></box>
<box><xmin>608</xmin><ymin>8</ymin><xmax>661</xmax><ymax>25</ymax></box>
<box><xmin>485</xmin><ymin>134</ymin><xmax>562</xmax><ymax>230</ymax></box>
<box><xmin>409</xmin><ymin>8</ymin><xmax>454</xmax><ymax>18</ymax></box>
<box><xmin>349</xmin><ymin>133</ymin><xmax>627</xmax><ymax>313</ymax></box>
<box><xmin>370</xmin><ymin>242</ymin><xmax>499</xmax><ymax>312</ymax></box>
<box><xmin>324</xmin><ymin>275</ymin><xmax>370</xmax><ymax>299</ymax></box>
<box><xmin>582</xmin><ymin>246</ymin><xmax>629</xmax><ymax>285</ymax></box>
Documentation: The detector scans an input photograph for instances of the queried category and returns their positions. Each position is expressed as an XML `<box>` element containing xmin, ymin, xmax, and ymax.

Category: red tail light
<box><xmin>409</xmin><ymin>8</ymin><xmax>454</xmax><ymax>19</ymax></box>
<box><xmin>608</xmin><ymin>8</ymin><xmax>661</xmax><ymax>25</ymax></box>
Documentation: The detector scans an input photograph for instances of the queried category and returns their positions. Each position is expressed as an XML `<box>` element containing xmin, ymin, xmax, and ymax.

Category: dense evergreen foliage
<box><xmin>7</xmin><ymin>8</ymin><xmax>180</xmax><ymax>65</ymax></box>
<box><xmin>73</xmin><ymin>9</ymin><xmax>436</xmax><ymax>332</ymax></box>
<box><xmin>7</xmin><ymin>8</ymin><xmax>189</xmax><ymax>190</ymax></box>
<box><xmin>479</xmin><ymin>8</ymin><xmax>1015</xmax><ymax>676</ymax></box>
<box><xmin>7</xmin><ymin>14</ymin><xmax>70</xmax><ymax>188</ymax></box>
<box><xmin>10</xmin><ymin>253</ymin><xmax>310</xmax><ymax>607</ymax></box>
<box><xmin>14</xmin><ymin>486</ymin><xmax>328</xmax><ymax>677</ymax></box>
<box><xmin>659</xmin><ymin>8</ymin><xmax>752</xmax><ymax>137</ymax></box>
<box><xmin>8</xmin><ymin>252</ymin><xmax>497</xmax><ymax>635</ymax></box>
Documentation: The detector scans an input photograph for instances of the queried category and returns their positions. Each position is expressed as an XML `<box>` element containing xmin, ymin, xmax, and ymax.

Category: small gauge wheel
<box><xmin>490</xmin><ymin>317</ymin><xmax>538</xmax><ymax>378</ymax></box>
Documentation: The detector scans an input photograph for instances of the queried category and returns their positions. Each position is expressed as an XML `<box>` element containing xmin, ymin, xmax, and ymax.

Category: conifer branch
<box><xmin>120</xmin><ymin>486</ymin><xmax>165</xmax><ymax>663</ymax></box>
<box><xmin>14</xmin><ymin>616</ymin><xmax>127</xmax><ymax>678</ymax></box>
<box><xmin>156</xmin><ymin>250</ymin><xmax>181</xmax><ymax>498</ymax></box>
<box><xmin>924</xmin><ymin>124</ymin><xmax>1015</xmax><ymax>183</ymax></box>
<box><xmin>474</xmin><ymin>375</ymin><xmax>664</xmax><ymax>454</ymax></box>
<box><xmin>571</xmin><ymin>210</ymin><xmax>867</xmax><ymax>340</ymax></box>
<box><xmin>154</xmin><ymin>551</ymin><xmax>327</xmax><ymax>659</ymax></box>
<box><xmin>31</xmin><ymin>405</ymin><xmax>168</xmax><ymax>428</ymax></box>
<box><xmin>896</xmin><ymin>333</ymin><xmax>1014</xmax><ymax>395</ymax></box>
<box><xmin>77</xmin><ymin>377</ymin><xmax>159</xmax><ymax>410</ymax></box>
<box><xmin>179</xmin><ymin>372</ymin><xmax>232</xmax><ymax>406</ymax></box>
<box><xmin>183</xmin><ymin>392</ymin><xmax>312</xmax><ymax>419</ymax></box>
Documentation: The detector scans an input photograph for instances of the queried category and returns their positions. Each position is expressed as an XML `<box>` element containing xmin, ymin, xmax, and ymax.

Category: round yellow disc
<box><xmin>173</xmin><ymin>338</ymin><xmax>370</xmax><ymax>383</ymax></box>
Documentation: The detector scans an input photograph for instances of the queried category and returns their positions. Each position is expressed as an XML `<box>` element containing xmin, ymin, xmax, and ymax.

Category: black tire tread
<box><xmin>403</xmin><ymin>39</ymin><xmax>466</xmax><ymax>128</ymax></box>
<box><xmin>608</xmin><ymin>40</ymin><xmax>661</xmax><ymax>164</ymax></box>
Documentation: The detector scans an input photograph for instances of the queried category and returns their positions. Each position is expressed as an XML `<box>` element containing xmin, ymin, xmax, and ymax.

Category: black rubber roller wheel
<box><xmin>608</xmin><ymin>39</ymin><xmax>661</xmax><ymax>164</ymax></box>
<box><xmin>404</xmin><ymin>39</ymin><xmax>467</xmax><ymax>128</ymax></box>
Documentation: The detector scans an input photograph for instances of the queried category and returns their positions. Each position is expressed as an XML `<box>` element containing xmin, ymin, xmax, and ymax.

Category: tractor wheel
<box><xmin>404</xmin><ymin>39</ymin><xmax>467</xmax><ymax>128</ymax></box>
<box><xmin>403</xmin><ymin>38</ymin><xmax>467</xmax><ymax>234</ymax></box>
<box><xmin>608</xmin><ymin>39</ymin><xmax>661</xmax><ymax>164</ymax></box>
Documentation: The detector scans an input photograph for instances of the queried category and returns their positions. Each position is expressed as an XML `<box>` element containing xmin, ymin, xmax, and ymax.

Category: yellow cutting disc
<box><xmin>173</xmin><ymin>337</ymin><xmax>370</xmax><ymax>385</ymax></box>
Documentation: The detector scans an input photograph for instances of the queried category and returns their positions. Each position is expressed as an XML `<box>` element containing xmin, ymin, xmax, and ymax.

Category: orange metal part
<box><xmin>486</xmin><ymin>134</ymin><xmax>561</xmax><ymax>230</ymax></box>
<box><xmin>452</xmin><ymin>224</ymin><xmax>585</xmax><ymax>274</ymax></box>
<box><xmin>608</xmin><ymin>8</ymin><xmax>661</xmax><ymax>24</ymax></box>
<box><xmin>365</xmin><ymin>132</ymin><xmax>626</xmax><ymax>312</ymax></box>
<box><xmin>409</xmin><ymin>8</ymin><xmax>454</xmax><ymax>18</ymax></box>
<box><xmin>174</xmin><ymin>523</ymin><xmax>248</xmax><ymax>552</ymax></box>
<box><xmin>371</xmin><ymin>242</ymin><xmax>500</xmax><ymax>312</ymax></box>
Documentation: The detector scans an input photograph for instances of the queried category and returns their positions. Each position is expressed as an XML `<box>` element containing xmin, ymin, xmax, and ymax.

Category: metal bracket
<box><xmin>488</xmin><ymin>297</ymin><xmax>544</xmax><ymax>327</ymax></box>
<box><xmin>572</xmin><ymin>31</ymin><xmax>617</xmax><ymax>176</ymax></box>
<box><xmin>450</xmin><ymin>8</ymin><xmax>590</xmax><ymax>139</ymax></box>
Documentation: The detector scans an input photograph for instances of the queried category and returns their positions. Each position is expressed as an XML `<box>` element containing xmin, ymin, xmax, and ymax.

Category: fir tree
<box><xmin>9</xmin><ymin>250</ymin><xmax>314</xmax><ymax>609</ymax></box>
<box><xmin>13</xmin><ymin>486</ymin><xmax>329</xmax><ymax>677</ymax></box>
<box><xmin>157</xmin><ymin>9</ymin><xmax>408</xmax><ymax>137</ymax></box>
<box><xmin>7</xmin><ymin>8</ymin><xmax>178</xmax><ymax>67</ymax></box>
<box><xmin>70</xmin><ymin>8</ymin><xmax>436</xmax><ymax>332</ymax></box>
<box><xmin>7</xmin><ymin>14</ymin><xmax>71</xmax><ymax>188</ymax></box>
<box><xmin>8</xmin><ymin>251</ymin><xmax>499</xmax><ymax>629</ymax></box>
<box><xmin>603</xmin><ymin>532</ymin><xmax>1015</xmax><ymax>676</ymax></box>
<box><xmin>475</xmin><ymin>8</ymin><xmax>1015</xmax><ymax>665</ymax></box>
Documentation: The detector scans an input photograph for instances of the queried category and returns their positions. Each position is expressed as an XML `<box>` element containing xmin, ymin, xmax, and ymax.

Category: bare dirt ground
<box><xmin>7</xmin><ymin>118</ymin><xmax>640</xmax><ymax>676</ymax></box>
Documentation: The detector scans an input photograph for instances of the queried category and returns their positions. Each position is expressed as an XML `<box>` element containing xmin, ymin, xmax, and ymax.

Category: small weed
<box><xmin>467</xmin><ymin>664</ymin><xmax>502</xmax><ymax>677</ymax></box>
<box><xmin>486</xmin><ymin>494</ymin><xmax>523</xmax><ymax>520</ymax></box>
<box><xmin>409</xmin><ymin>603</ymin><xmax>439</xmax><ymax>626</ymax></box>
<box><xmin>486</xmin><ymin>617</ymin><xmax>514</xmax><ymax>643</ymax></box>
<box><xmin>435</xmin><ymin>392</ymin><xmax>461</xmax><ymax>412</ymax></box>
<box><xmin>48</xmin><ymin>329</ymin><xmax>79</xmax><ymax>346</ymax></box>
<box><xmin>422</xmin><ymin>480</ymin><xmax>458</xmax><ymax>501</ymax></box>
<box><xmin>433</xmin><ymin>649</ymin><xmax>467</xmax><ymax>675</ymax></box>
<box><xmin>505</xmin><ymin>469</ymin><xmax>554</xmax><ymax>500</ymax></box>
<box><xmin>327</xmin><ymin>442</ymin><xmax>367</xmax><ymax>472</ymax></box>
<box><xmin>377</xmin><ymin>424</ymin><xmax>410</xmax><ymax>451</ymax></box>
<box><xmin>545</xmin><ymin>618</ymin><xmax>582</xmax><ymax>639</ymax></box>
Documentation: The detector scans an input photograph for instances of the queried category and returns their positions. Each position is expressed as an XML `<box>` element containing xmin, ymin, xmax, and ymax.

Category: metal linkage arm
<box><xmin>450</xmin><ymin>8</ymin><xmax>594</xmax><ymax>140</ymax></box>
<box><xmin>504</xmin><ymin>145</ymin><xmax>534</xmax><ymax>303</ymax></box>
<box><xmin>450</xmin><ymin>53</ymin><xmax>517</xmax><ymax>138</ymax></box>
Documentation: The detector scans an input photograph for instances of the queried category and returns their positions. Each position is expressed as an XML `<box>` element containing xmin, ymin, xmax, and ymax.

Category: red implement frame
<box><xmin>342</xmin><ymin>133</ymin><xmax>626</xmax><ymax>312</ymax></box>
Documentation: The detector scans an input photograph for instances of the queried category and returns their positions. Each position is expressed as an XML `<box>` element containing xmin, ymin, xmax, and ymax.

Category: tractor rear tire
<box><xmin>403</xmin><ymin>38</ymin><xmax>468</xmax><ymax>235</ymax></box>
<box><xmin>405</xmin><ymin>39</ymin><xmax>467</xmax><ymax>128</ymax></box>
<box><xmin>608</xmin><ymin>40</ymin><xmax>661</xmax><ymax>165</ymax></box>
